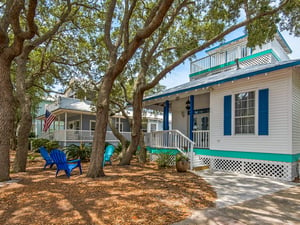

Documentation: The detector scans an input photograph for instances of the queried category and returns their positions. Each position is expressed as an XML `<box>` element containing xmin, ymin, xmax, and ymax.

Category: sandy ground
<box><xmin>0</xmin><ymin>154</ymin><xmax>216</xmax><ymax>225</ymax></box>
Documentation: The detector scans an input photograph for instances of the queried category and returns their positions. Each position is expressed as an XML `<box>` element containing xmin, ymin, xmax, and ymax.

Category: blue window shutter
<box><xmin>258</xmin><ymin>89</ymin><xmax>269</xmax><ymax>135</ymax></box>
<box><xmin>224</xmin><ymin>95</ymin><xmax>232</xmax><ymax>135</ymax></box>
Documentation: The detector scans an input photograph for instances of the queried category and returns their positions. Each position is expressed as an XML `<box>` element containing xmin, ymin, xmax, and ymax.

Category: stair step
<box><xmin>193</xmin><ymin>165</ymin><xmax>210</xmax><ymax>171</ymax></box>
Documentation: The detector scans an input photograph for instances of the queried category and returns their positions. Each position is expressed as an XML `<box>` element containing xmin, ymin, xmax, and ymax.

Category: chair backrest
<box><xmin>104</xmin><ymin>145</ymin><xmax>115</xmax><ymax>161</ymax></box>
<box><xmin>50</xmin><ymin>149</ymin><xmax>68</xmax><ymax>170</ymax></box>
<box><xmin>39</xmin><ymin>147</ymin><xmax>53</xmax><ymax>163</ymax></box>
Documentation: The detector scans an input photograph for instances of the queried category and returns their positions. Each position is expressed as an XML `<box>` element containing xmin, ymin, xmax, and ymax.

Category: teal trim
<box><xmin>146</xmin><ymin>147</ymin><xmax>179</xmax><ymax>155</ymax></box>
<box><xmin>190</xmin><ymin>61</ymin><xmax>235</xmax><ymax>78</ymax></box>
<box><xmin>190</xmin><ymin>49</ymin><xmax>280</xmax><ymax>78</ymax></box>
<box><xmin>144</xmin><ymin>60</ymin><xmax>300</xmax><ymax>102</ymax></box>
<box><xmin>205</xmin><ymin>34</ymin><xmax>247</xmax><ymax>53</ymax></box>
<box><xmin>194</xmin><ymin>149</ymin><xmax>299</xmax><ymax>163</ymax></box>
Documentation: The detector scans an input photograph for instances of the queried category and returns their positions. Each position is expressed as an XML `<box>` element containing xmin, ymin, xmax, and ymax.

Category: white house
<box><xmin>36</xmin><ymin>96</ymin><xmax>165</xmax><ymax>146</ymax></box>
<box><xmin>143</xmin><ymin>32</ymin><xmax>300</xmax><ymax>181</ymax></box>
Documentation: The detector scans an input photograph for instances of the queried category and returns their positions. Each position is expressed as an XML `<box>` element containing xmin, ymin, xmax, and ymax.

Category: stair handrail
<box><xmin>147</xmin><ymin>129</ymin><xmax>194</xmax><ymax>169</ymax></box>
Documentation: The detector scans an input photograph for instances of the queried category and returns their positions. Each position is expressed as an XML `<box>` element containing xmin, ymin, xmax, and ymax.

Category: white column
<box><xmin>64</xmin><ymin>112</ymin><xmax>67</xmax><ymax>146</ymax></box>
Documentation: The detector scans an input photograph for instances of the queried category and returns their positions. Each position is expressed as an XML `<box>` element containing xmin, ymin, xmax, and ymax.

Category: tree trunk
<box><xmin>0</xmin><ymin>58</ymin><xmax>15</xmax><ymax>181</ymax></box>
<box><xmin>13</xmin><ymin>97</ymin><xmax>32</xmax><ymax>172</ymax></box>
<box><xmin>13</xmin><ymin>55</ymin><xmax>33</xmax><ymax>172</ymax></box>
<box><xmin>108</xmin><ymin>118</ymin><xmax>128</xmax><ymax>161</ymax></box>
<box><xmin>119</xmin><ymin>88</ymin><xmax>144</xmax><ymax>165</ymax></box>
<box><xmin>138</xmin><ymin>130</ymin><xmax>147</xmax><ymax>163</ymax></box>
<box><xmin>87</xmin><ymin>77</ymin><xmax>114</xmax><ymax>177</ymax></box>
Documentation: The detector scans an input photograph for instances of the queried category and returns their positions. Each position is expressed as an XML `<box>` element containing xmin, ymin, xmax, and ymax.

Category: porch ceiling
<box><xmin>143</xmin><ymin>89</ymin><xmax>210</xmax><ymax>110</ymax></box>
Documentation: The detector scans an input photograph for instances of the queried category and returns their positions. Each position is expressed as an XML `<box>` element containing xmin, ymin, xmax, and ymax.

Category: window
<box><xmin>115</xmin><ymin>121</ymin><xmax>124</xmax><ymax>132</ymax></box>
<box><xmin>113</xmin><ymin>118</ymin><xmax>124</xmax><ymax>132</ymax></box>
<box><xmin>241</xmin><ymin>45</ymin><xmax>251</xmax><ymax>58</ymax></box>
<box><xmin>90</xmin><ymin>120</ymin><xmax>96</xmax><ymax>131</ymax></box>
<box><xmin>226</xmin><ymin>48</ymin><xmax>237</xmax><ymax>62</ymax></box>
<box><xmin>235</xmin><ymin>91</ymin><xmax>255</xmax><ymax>134</ymax></box>
<box><xmin>68</xmin><ymin>120</ymin><xmax>80</xmax><ymax>130</ymax></box>
<box><xmin>150</xmin><ymin>123</ymin><xmax>157</xmax><ymax>132</ymax></box>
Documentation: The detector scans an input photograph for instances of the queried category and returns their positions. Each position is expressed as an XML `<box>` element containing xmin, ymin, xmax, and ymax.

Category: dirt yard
<box><xmin>0</xmin><ymin>154</ymin><xmax>216</xmax><ymax>225</ymax></box>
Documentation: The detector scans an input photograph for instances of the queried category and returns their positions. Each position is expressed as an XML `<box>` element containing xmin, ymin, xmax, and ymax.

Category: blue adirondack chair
<box><xmin>103</xmin><ymin>145</ymin><xmax>115</xmax><ymax>167</ymax></box>
<box><xmin>39</xmin><ymin>146</ymin><xmax>55</xmax><ymax>169</ymax></box>
<box><xmin>50</xmin><ymin>149</ymin><xmax>82</xmax><ymax>178</ymax></box>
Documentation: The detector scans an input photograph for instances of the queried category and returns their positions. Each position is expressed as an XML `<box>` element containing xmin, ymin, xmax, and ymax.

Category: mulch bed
<box><xmin>0</xmin><ymin>154</ymin><xmax>216</xmax><ymax>225</ymax></box>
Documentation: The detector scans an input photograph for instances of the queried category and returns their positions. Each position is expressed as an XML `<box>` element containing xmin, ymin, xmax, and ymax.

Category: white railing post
<box><xmin>192</xmin><ymin>130</ymin><xmax>210</xmax><ymax>148</ymax></box>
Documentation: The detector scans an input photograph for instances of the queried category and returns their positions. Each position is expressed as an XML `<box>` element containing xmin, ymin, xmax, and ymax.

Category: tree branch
<box><xmin>104</xmin><ymin>0</ymin><xmax>116</xmax><ymax>53</ymax></box>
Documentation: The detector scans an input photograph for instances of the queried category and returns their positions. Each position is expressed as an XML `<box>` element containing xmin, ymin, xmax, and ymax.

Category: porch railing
<box><xmin>40</xmin><ymin>129</ymin><xmax>132</xmax><ymax>144</ymax></box>
<box><xmin>192</xmin><ymin>130</ymin><xmax>209</xmax><ymax>148</ymax></box>
<box><xmin>145</xmin><ymin>130</ymin><xmax>194</xmax><ymax>169</ymax></box>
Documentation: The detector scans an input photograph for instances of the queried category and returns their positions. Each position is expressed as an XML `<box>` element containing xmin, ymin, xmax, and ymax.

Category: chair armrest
<box><xmin>68</xmin><ymin>159</ymin><xmax>81</xmax><ymax>163</ymax></box>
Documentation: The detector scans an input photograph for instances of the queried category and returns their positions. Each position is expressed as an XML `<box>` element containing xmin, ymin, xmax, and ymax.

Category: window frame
<box><xmin>234</xmin><ymin>90</ymin><xmax>256</xmax><ymax>135</ymax></box>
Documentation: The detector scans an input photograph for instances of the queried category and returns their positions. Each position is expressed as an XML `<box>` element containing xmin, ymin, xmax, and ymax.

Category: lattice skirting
<box><xmin>197</xmin><ymin>155</ymin><xmax>298</xmax><ymax>181</ymax></box>
<box><xmin>149</xmin><ymin>153</ymin><xmax>176</xmax><ymax>166</ymax></box>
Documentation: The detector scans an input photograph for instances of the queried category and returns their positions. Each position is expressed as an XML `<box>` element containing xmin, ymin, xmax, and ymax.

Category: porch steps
<box><xmin>193</xmin><ymin>165</ymin><xmax>210</xmax><ymax>171</ymax></box>
<box><xmin>189</xmin><ymin>152</ymin><xmax>209</xmax><ymax>168</ymax></box>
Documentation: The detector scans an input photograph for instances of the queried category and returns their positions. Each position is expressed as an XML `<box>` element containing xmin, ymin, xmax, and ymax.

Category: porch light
<box><xmin>185</xmin><ymin>99</ymin><xmax>190</xmax><ymax>110</ymax></box>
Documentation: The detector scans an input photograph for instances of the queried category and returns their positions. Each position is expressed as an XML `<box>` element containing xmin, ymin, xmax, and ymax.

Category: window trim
<box><xmin>234</xmin><ymin>90</ymin><xmax>256</xmax><ymax>135</ymax></box>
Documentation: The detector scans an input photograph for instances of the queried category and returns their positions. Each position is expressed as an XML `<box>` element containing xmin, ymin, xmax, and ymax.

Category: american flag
<box><xmin>43</xmin><ymin>110</ymin><xmax>55</xmax><ymax>132</ymax></box>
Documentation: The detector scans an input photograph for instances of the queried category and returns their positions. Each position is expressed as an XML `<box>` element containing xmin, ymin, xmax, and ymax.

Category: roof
<box><xmin>37</xmin><ymin>96</ymin><xmax>164</xmax><ymax>120</ymax></box>
<box><xmin>144</xmin><ymin>59</ymin><xmax>300</xmax><ymax>102</ymax></box>
<box><xmin>36</xmin><ymin>97</ymin><xmax>94</xmax><ymax>118</ymax></box>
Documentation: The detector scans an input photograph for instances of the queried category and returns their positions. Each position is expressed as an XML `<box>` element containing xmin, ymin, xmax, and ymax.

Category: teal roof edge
<box><xmin>276</xmin><ymin>31</ymin><xmax>292</xmax><ymax>53</ymax></box>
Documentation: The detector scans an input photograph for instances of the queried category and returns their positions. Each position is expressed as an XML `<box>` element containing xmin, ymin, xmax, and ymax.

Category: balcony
<box><xmin>190</xmin><ymin>49</ymin><xmax>280</xmax><ymax>80</ymax></box>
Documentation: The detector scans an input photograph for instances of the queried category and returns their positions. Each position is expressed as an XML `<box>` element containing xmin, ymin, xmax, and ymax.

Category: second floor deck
<box><xmin>190</xmin><ymin>49</ymin><xmax>280</xmax><ymax>81</ymax></box>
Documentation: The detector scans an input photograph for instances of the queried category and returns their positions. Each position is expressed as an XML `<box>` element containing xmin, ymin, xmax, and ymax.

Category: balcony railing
<box><xmin>190</xmin><ymin>49</ymin><xmax>279</xmax><ymax>78</ymax></box>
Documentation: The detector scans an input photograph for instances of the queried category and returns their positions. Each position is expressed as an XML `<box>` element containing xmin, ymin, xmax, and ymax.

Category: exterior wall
<box><xmin>82</xmin><ymin>115</ymin><xmax>95</xmax><ymax>130</ymax></box>
<box><xmin>210</xmin><ymin>68</ymin><xmax>293</xmax><ymax>154</ymax></box>
<box><xmin>172</xmin><ymin>98</ymin><xmax>188</xmax><ymax>135</ymax></box>
<box><xmin>292</xmin><ymin>69</ymin><xmax>300</xmax><ymax>155</ymax></box>
<box><xmin>146</xmin><ymin>119</ymin><xmax>163</xmax><ymax>132</ymax></box>
<box><xmin>194</xmin><ymin>93</ymin><xmax>210</xmax><ymax>110</ymax></box>
<box><xmin>271</xmin><ymin>39</ymin><xmax>290</xmax><ymax>61</ymax></box>
<box><xmin>34</xmin><ymin>99</ymin><xmax>54</xmax><ymax>137</ymax></box>
<box><xmin>193</xmin><ymin>93</ymin><xmax>210</xmax><ymax>130</ymax></box>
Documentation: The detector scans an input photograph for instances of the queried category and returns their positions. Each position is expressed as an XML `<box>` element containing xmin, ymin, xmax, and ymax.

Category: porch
<box><xmin>40</xmin><ymin>129</ymin><xmax>132</xmax><ymax>146</ymax></box>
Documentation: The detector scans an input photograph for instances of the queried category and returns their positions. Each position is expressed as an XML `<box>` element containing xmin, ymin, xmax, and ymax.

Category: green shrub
<box><xmin>176</xmin><ymin>153</ymin><xmax>189</xmax><ymax>162</ymax></box>
<box><xmin>156</xmin><ymin>153</ymin><xmax>171</xmax><ymax>168</ymax></box>
<box><xmin>115</xmin><ymin>140</ymin><xmax>130</xmax><ymax>154</ymax></box>
<box><xmin>64</xmin><ymin>143</ymin><xmax>91</xmax><ymax>161</ymax></box>
<box><xmin>45</xmin><ymin>140</ymin><xmax>59</xmax><ymax>150</ymax></box>
<box><xmin>31</xmin><ymin>138</ymin><xmax>49</xmax><ymax>150</ymax></box>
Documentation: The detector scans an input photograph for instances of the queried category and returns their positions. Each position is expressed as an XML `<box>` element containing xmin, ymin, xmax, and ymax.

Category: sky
<box><xmin>160</xmin><ymin>30</ymin><xmax>300</xmax><ymax>89</ymax></box>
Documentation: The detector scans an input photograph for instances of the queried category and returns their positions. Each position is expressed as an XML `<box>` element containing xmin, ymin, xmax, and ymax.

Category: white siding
<box><xmin>271</xmin><ymin>39</ymin><xmax>290</xmax><ymax>61</ymax></box>
<box><xmin>172</xmin><ymin>98</ymin><xmax>188</xmax><ymax>135</ymax></box>
<box><xmin>210</xmin><ymin>68</ymin><xmax>293</xmax><ymax>154</ymax></box>
<box><xmin>292</xmin><ymin>69</ymin><xmax>300</xmax><ymax>154</ymax></box>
